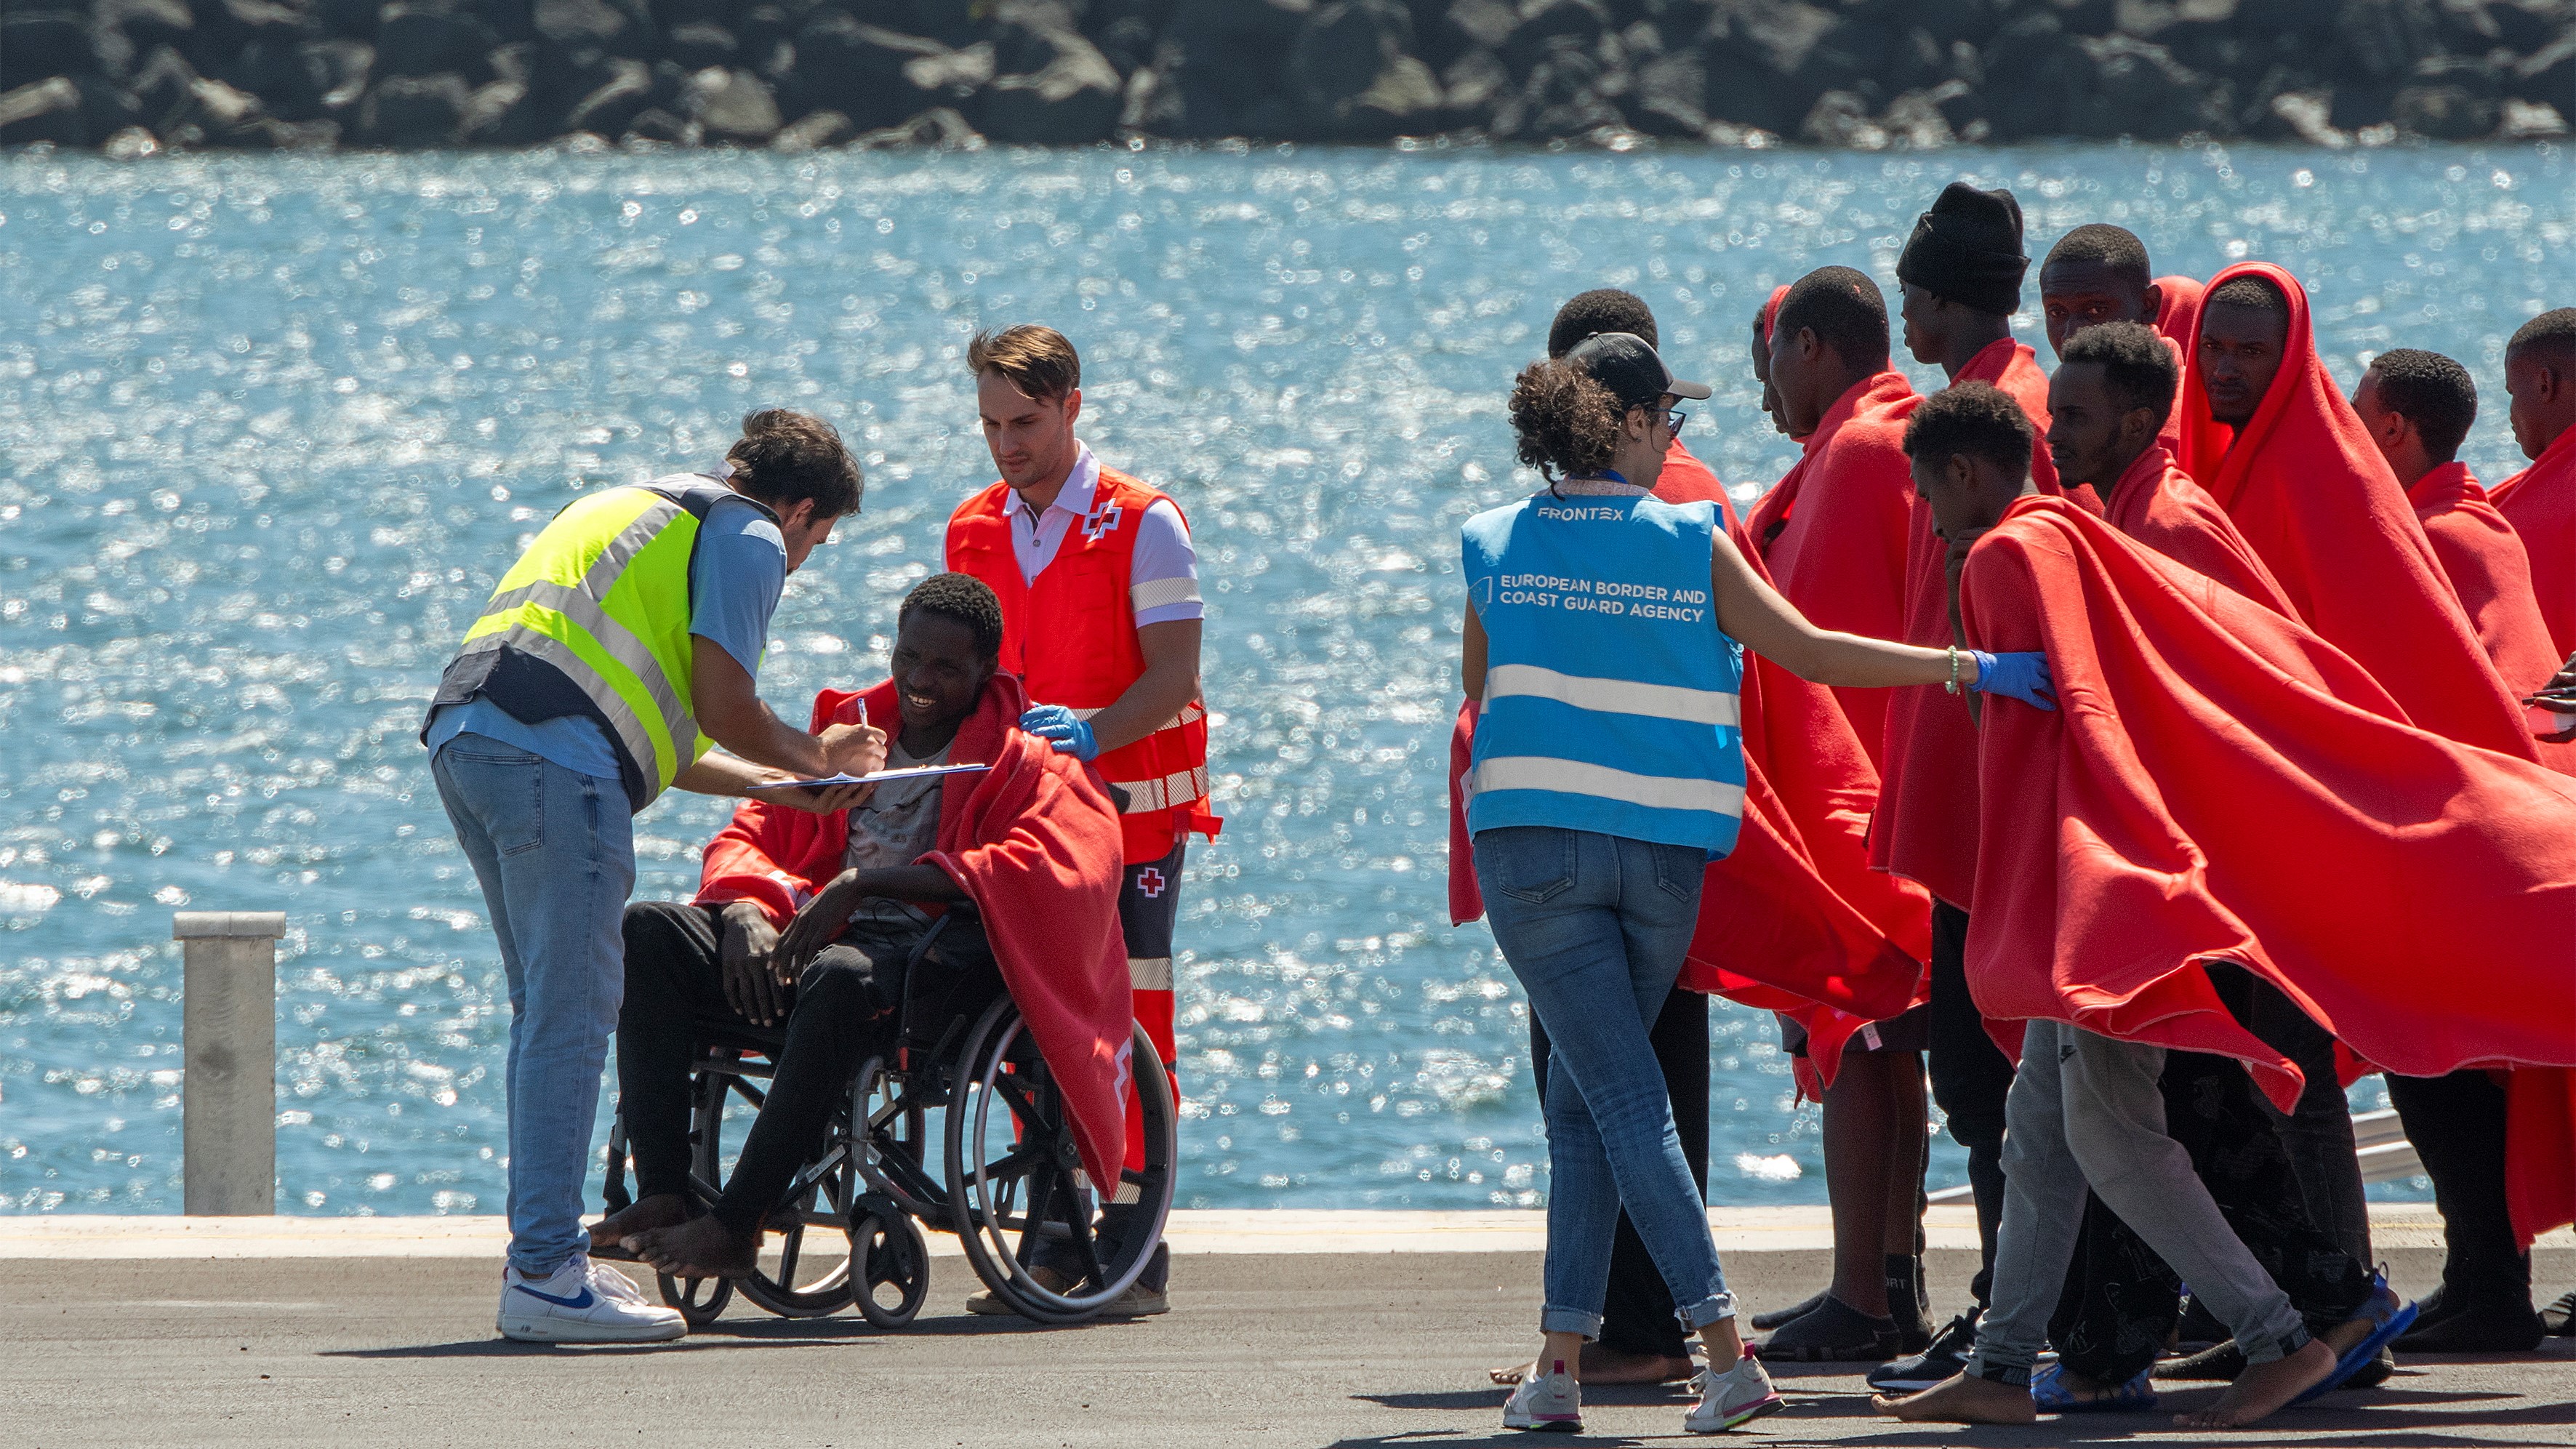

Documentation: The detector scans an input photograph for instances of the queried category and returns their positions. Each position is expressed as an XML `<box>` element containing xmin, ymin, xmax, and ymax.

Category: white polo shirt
<box><xmin>1003</xmin><ymin>443</ymin><xmax>1205</xmax><ymax>627</ymax></box>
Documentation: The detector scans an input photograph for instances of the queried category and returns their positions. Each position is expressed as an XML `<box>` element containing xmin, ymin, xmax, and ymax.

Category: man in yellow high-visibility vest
<box><xmin>422</xmin><ymin>409</ymin><xmax>884</xmax><ymax>1343</ymax></box>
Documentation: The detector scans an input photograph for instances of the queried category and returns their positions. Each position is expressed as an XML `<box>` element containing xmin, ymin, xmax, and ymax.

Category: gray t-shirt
<box><xmin>843</xmin><ymin>735</ymin><xmax>952</xmax><ymax>930</ymax></box>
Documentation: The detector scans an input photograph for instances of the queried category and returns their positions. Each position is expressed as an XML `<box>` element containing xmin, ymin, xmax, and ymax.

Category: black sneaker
<box><xmin>1885</xmin><ymin>1254</ymin><xmax>1933</xmax><ymax>1354</ymax></box>
<box><xmin>1759</xmin><ymin>1293</ymin><xmax>1901</xmax><ymax>1363</ymax></box>
<box><xmin>2394</xmin><ymin>1301</ymin><xmax>2545</xmax><ymax>1353</ymax></box>
<box><xmin>1866</xmin><ymin>1310</ymin><xmax>1979</xmax><ymax>1392</ymax></box>
<box><xmin>2153</xmin><ymin>1339</ymin><xmax>2245</xmax><ymax>1381</ymax></box>
<box><xmin>2345</xmin><ymin>1345</ymin><xmax>2396</xmax><ymax>1389</ymax></box>
<box><xmin>1752</xmin><ymin>1290</ymin><xmax>1826</xmax><ymax>1332</ymax></box>
<box><xmin>2540</xmin><ymin>1289</ymin><xmax>2575</xmax><ymax>1337</ymax></box>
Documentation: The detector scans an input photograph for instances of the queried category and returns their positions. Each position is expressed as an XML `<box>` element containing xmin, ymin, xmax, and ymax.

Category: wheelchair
<box><xmin>599</xmin><ymin>904</ymin><xmax>1179</xmax><ymax>1328</ymax></box>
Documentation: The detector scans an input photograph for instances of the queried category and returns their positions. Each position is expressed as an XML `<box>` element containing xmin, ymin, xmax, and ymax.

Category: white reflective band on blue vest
<box><xmin>1461</xmin><ymin>491</ymin><xmax>1746</xmax><ymax>858</ymax></box>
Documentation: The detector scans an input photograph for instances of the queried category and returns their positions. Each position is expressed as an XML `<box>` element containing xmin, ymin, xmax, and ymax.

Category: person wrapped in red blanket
<box><xmin>609</xmin><ymin>575</ymin><xmax>1136</xmax><ymax>1291</ymax></box>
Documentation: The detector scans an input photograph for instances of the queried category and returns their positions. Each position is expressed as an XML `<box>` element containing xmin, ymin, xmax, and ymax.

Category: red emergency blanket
<box><xmin>697</xmin><ymin>674</ymin><xmax>1135</xmax><ymax>1193</ymax></box>
<box><xmin>1954</xmin><ymin>494</ymin><xmax>2576</xmax><ymax>1114</ymax></box>
<box><xmin>1739</xmin><ymin>371</ymin><xmax>1920</xmax><ymax>766</ymax></box>
<box><xmin>2098</xmin><ymin>444</ymin><xmax>2292</xmax><ymax>612</ymax></box>
<box><xmin>2407</xmin><ymin>462</ymin><xmax>2564</xmax><ymax>707</ymax></box>
<box><xmin>2489</xmin><ymin>425</ymin><xmax>2576</xmax><ymax>659</ymax></box>
<box><xmin>1871</xmin><ymin>340</ymin><xmax>2068</xmax><ymax>909</ymax></box>
<box><xmin>2178</xmin><ymin>262</ymin><xmax>2537</xmax><ymax>763</ymax></box>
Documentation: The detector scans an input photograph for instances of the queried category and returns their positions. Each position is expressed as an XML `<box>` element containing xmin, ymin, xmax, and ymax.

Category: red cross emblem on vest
<box><xmin>1134</xmin><ymin>867</ymin><xmax>1165</xmax><ymax>897</ymax></box>
<box><xmin>1080</xmin><ymin>499</ymin><xmax>1123</xmax><ymax>542</ymax></box>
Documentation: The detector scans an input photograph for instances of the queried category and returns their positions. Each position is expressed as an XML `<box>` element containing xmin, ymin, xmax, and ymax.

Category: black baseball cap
<box><xmin>1565</xmin><ymin>332</ymin><xmax>1712</xmax><ymax>412</ymax></box>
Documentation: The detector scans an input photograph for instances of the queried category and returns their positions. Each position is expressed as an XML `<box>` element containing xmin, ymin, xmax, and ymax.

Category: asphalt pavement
<box><xmin>7</xmin><ymin>1239</ymin><xmax>2572</xmax><ymax>1448</ymax></box>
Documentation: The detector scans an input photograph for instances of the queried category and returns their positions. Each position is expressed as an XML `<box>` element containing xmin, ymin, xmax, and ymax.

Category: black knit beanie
<box><xmin>1896</xmin><ymin>182</ymin><xmax>2029</xmax><ymax>317</ymax></box>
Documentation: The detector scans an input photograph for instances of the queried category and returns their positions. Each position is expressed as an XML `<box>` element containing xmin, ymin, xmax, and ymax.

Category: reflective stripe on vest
<box><xmin>444</xmin><ymin>477</ymin><xmax>755</xmax><ymax>809</ymax></box>
<box><xmin>1461</xmin><ymin>491</ymin><xmax>1746</xmax><ymax>856</ymax></box>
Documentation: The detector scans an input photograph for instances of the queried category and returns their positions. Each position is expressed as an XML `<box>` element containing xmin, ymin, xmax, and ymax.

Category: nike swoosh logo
<box><xmin>513</xmin><ymin>1283</ymin><xmax>596</xmax><ymax>1309</ymax></box>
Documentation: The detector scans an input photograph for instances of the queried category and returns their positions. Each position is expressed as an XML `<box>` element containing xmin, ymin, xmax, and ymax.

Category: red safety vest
<box><xmin>944</xmin><ymin>465</ymin><xmax>1220</xmax><ymax>867</ymax></box>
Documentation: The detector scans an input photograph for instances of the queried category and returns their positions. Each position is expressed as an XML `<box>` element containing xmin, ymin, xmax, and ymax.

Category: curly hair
<box><xmin>1903</xmin><ymin>381</ymin><xmax>2035</xmax><ymax>477</ymax></box>
<box><xmin>2366</xmin><ymin>348</ymin><xmax>2477</xmax><ymax>460</ymax></box>
<box><xmin>2060</xmin><ymin>320</ymin><xmax>2178</xmax><ymax>428</ymax></box>
<box><xmin>1508</xmin><ymin>358</ymin><xmax>1621</xmax><ymax>483</ymax></box>
<box><xmin>899</xmin><ymin>571</ymin><xmax>1005</xmax><ymax>659</ymax></box>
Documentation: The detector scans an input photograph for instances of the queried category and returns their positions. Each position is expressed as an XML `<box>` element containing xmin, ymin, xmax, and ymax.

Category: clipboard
<box><xmin>746</xmin><ymin>762</ymin><xmax>992</xmax><ymax>792</ymax></box>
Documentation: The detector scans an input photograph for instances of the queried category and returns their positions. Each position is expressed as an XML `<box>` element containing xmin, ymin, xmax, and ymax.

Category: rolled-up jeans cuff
<box><xmin>1966</xmin><ymin>1353</ymin><xmax>2033</xmax><ymax>1386</ymax></box>
<box><xmin>1539</xmin><ymin>1306</ymin><xmax>1604</xmax><ymax>1340</ymax></box>
<box><xmin>1676</xmin><ymin>1291</ymin><xmax>1738</xmax><ymax>1330</ymax></box>
<box><xmin>2242</xmin><ymin>1324</ymin><xmax>2312</xmax><ymax>1366</ymax></box>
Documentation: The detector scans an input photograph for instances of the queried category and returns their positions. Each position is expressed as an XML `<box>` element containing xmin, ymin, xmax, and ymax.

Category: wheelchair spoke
<box><xmin>774</xmin><ymin>1224</ymin><xmax>802</xmax><ymax>1286</ymax></box>
<box><xmin>1016</xmin><ymin>1158</ymin><xmax>1055</xmax><ymax>1267</ymax></box>
<box><xmin>1061</xmin><ymin>1171</ymin><xmax>1107</xmax><ymax>1287</ymax></box>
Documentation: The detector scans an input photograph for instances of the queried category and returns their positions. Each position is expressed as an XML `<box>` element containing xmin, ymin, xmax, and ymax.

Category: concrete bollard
<box><xmin>174</xmin><ymin>911</ymin><xmax>286</xmax><ymax>1216</ymax></box>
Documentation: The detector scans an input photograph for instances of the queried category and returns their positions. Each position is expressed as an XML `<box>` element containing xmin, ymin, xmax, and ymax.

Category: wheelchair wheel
<box><xmin>657</xmin><ymin>1269</ymin><xmax>734</xmax><ymax>1328</ymax></box>
<box><xmin>851</xmin><ymin>1212</ymin><xmax>932</xmax><ymax>1328</ymax></box>
<box><xmin>945</xmin><ymin>999</ymin><xmax>1179</xmax><ymax>1325</ymax></box>
<box><xmin>669</xmin><ymin>1045</ymin><xmax>859</xmax><ymax>1321</ymax></box>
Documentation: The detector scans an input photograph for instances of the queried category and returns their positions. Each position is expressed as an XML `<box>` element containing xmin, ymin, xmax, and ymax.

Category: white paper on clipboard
<box><xmin>746</xmin><ymin>762</ymin><xmax>993</xmax><ymax>792</ymax></box>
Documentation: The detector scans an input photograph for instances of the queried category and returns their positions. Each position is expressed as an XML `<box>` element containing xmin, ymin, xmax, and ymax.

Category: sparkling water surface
<box><xmin>2</xmin><ymin>140</ymin><xmax>2562</xmax><ymax>1216</ymax></box>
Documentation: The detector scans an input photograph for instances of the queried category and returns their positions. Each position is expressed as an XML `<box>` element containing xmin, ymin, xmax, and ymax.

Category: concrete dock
<box><xmin>6</xmin><ymin>1208</ymin><xmax>2571</xmax><ymax>1448</ymax></box>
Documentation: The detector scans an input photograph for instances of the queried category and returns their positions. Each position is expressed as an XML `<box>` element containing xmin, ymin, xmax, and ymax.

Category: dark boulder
<box><xmin>2512</xmin><ymin>28</ymin><xmax>2575</xmax><ymax>102</ymax></box>
<box><xmin>849</xmin><ymin>103</ymin><xmax>984</xmax><ymax>146</ymax></box>
<box><xmin>1504</xmin><ymin>0</ymin><xmax>1612</xmax><ymax>73</ymax></box>
<box><xmin>1161</xmin><ymin>0</ymin><xmax>1312</xmax><ymax>137</ymax></box>
<box><xmin>1</xmin><ymin>12</ymin><xmax>103</xmax><ymax>92</ymax></box>
<box><xmin>559</xmin><ymin>52</ymin><xmax>652</xmax><ymax>132</ymax></box>
<box><xmin>1289</xmin><ymin>0</ymin><xmax>1442</xmax><ymax>136</ymax></box>
<box><xmin>767</xmin><ymin>105</ymin><xmax>851</xmax><ymax>148</ymax></box>
<box><xmin>665</xmin><ymin>20</ymin><xmax>735</xmax><ymax>69</ymax></box>
<box><xmin>0</xmin><ymin>76</ymin><xmax>97</xmax><ymax>145</ymax></box>
<box><xmin>790</xmin><ymin>13</ymin><xmax>990</xmax><ymax>129</ymax></box>
<box><xmin>683</xmin><ymin>64</ymin><xmax>779</xmax><ymax>141</ymax></box>
<box><xmin>1698</xmin><ymin>0</ymin><xmax>1842</xmax><ymax>132</ymax></box>
<box><xmin>1422</xmin><ymin>0</ymin><xmax>1519</xmax><ymax>70</ymax></box>
<box><xmin>355</xmin><ymin>68</ymin><xmax>470</xmax><ymax>143</ymax></box>
<box><xmin>96</xmin><ymin>0</ymin><xmax>199</xmax><ymax>63</ymax></box>
<box><xmin>622</xmin><ymin>103</ymin><xmax>690</xmax><ymax>140</ymax></box>
<box><xmin>1626</xmin><ymin>44</ymin><xmax>1715</xmax><ymax>134</ymax></box>
<box><xmin>461</xmin><ymin>71</ymin><xmax>538</xmax><ymax>140</ymax></box>
<box><xmin>376</xmin><ymin>3</ymin><xmax>499</xmax><ymax>79</ymax></box>
<box><xmin>983</xmin><ymin>35</ymin><xmax>1121</xmax><ymax>141</ymax></box>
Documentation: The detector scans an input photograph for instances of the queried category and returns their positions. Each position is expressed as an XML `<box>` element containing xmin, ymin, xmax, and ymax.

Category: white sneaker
<box><xmin>1685</xmin><ymin>1348</ymin><xmax>1785</xmax><ymax>1433</ymax></box>
<box><xmin>497</xmin><ymin>1255</ymin><xmax>686</xmax><ymax>1343</ymax></box>
<box><xmin>1502</xmin><ymin>1358</ymin><xmax>1583</xmax><ymax>1432</ymax></box>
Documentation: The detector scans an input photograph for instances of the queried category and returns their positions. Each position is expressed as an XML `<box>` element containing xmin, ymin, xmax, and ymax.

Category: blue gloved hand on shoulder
<box><xmin>1967</xmin><ymin>650</ymin><xmax>2057</xmax><ymax>712</ymax></box>
<box><xmin>1019</xmin><ymin>704</ymin><xmax>1101</xmax><ymax>760</ymax></box>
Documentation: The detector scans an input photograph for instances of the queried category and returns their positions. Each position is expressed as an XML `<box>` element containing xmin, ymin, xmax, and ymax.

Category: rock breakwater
<box><xmin>2</xmin><ymin>0</ymin><xmax>2569</xmax><ymax>154</ymax></box>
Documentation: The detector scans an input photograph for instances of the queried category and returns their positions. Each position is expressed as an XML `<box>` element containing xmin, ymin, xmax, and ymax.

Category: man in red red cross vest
<box><xmin>945</xmin><ymin>324</ymin><xmax>1217</xmax><ymax>1316</ymax></box>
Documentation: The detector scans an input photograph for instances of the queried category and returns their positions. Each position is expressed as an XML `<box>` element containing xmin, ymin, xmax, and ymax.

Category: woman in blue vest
<box><xmin>1469</xmin><ymin>334</ymin><xmax>2053</xmax><ymax>1435</ymax></box>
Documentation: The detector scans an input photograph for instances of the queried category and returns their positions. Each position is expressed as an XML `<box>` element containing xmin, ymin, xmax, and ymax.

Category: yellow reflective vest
<box><xmin>425</xmin><ymin>476</ymin><xmax>774</xmax><ymax>813</ymax></box>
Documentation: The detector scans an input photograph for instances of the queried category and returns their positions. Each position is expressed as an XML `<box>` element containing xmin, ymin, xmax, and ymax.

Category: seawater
<box><xmin>1</xmin><ymin>140</ymin><xmax>2561</xmax><ymax>1216</ymax></box>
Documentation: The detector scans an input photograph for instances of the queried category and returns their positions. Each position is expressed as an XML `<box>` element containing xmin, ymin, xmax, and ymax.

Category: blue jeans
<box><xmin>1474</xmin><ymin>825</ymin><xmax>1735</xmax><ymax>1339</ymax></box>
<box><xmin>433</xmin><ymin>734</ymin><xmax>635</xmax><ymax>1276</ymax></box>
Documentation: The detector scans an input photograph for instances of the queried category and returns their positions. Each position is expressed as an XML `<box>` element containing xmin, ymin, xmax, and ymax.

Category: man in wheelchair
<box><xmin>592</xmin><ymin>572</ymin><xmax>1139</xmax><ymax>1286</ymax></box>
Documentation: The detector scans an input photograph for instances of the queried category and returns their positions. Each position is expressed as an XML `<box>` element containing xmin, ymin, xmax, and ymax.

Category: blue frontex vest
<box><xmin>1462</xmin><ymin>491</ymin><xmax>1746</xmax><ymax>857</ymax></box>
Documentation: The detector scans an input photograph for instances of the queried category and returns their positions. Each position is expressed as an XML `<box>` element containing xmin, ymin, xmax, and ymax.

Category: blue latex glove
<box><xmin>1967</xmin><ymin>650</ymin><xmax>2057</xmax><ymax>712</ymax></box>
<box><xmin>1019</xmin><ymin>704</ymin><xmax>1100</xmax><ymax>760</ymax></box>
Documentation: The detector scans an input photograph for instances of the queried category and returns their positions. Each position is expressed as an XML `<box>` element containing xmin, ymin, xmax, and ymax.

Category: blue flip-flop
<box><xmin>2031</xmin><ymin>1362</ymin><xmax>2157</xmax><ymax>1413</ymax></box>
<box><xmin>2291</xmin><ymin>1267</ymin><xmax>2419</xmax><ymax>1406</ymax></box>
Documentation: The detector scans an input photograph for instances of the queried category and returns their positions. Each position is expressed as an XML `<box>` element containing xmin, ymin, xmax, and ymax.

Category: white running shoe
<box><xmin>1685</xmin><ymin>1347</ymin><xmax>1786</xmax><ymax>1434</ymax></box>
<box><xmin>497</xmin><ymin>1254</ymin><xmax>686</xmax><ymax>1343</ymax></box>
<box><xmin>1502</xmin><ymin>1359</ymin><xmax>1583</xmax><ymax>1432</ymax></box>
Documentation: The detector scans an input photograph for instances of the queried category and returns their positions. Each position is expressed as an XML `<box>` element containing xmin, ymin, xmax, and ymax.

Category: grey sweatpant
<box><xmin>1965</xmin><ymin>1019</ymin><xmax>2312</xmax><ymax>1384</ymax></box>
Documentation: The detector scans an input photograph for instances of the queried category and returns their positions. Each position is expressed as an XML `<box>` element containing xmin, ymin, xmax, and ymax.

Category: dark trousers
<box><xmin>1530</xmin><ymin>984</ymin><xmax>1709</xmax><ymax>1358</ymax></box>
<box><xmin>2212</xmin><ymin>968</ymin><xmax>2372</xmax><ymax>1267</ymax></box>
<box><xmin>2047</xmin><ymin>1048</ymin><xmax>2373</xmax><ymax>1383</ymax></box>
<box><xmin>614</xmin><ymin>899</ymin><xmax>998</xmax><ymax>1238</ymax></box>
<box><xmin>1927</xmin><ymin>903</ymin><xmax>2012</xmax><ymax>1310</ymax></box>
<box><xmin>2387</xmin><ymin>1068</ymin><xmax>2529</xmax><ymax>1306</ymax></box>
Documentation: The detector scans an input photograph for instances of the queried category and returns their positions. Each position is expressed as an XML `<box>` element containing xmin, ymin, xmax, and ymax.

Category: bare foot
<box><xmin>2175</xmin><ymin>1338</ymin><xmax>2334</xmax><ymax>1429</ymax></box>
<box><xmin>1874</xmin><ymin>1373</ymin><xmax>2039</xmax><ymax>1425</ymax></box>
<box><xmin>628</xmin><ymin>1214</ymin><xmax>758</xmax><ymax>1280</ymax></box>
<box><xmin>1488</xmin><ymin>1344</ymin><xmax>1697</xmax><ymax>1386</ymax></box>
<box><xmin>588</xmin><ymin>1194</ymin><xmax>687</xmax><ymax>1258</ymax></box>
<box><xmin>2319</xmin><ymin>1306</ymin><xmax>2379</xmax><ymax>1358</ymax></box>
